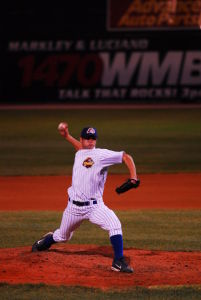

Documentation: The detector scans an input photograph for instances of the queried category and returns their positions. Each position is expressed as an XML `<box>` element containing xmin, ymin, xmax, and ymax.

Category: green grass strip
<box><xmin>0</xmin><ymin>283</ymin><xmax>201</xmax><ymax>300</ymax></box>
<box><xmin>0</xmin><ymin>108</ymin><xmax>201</xmax><ymax>175</ymax></box>
<box><xmin>1</xmin><ymin>210</ymin><xmax>201</xmax><ymax>251</ymax></box>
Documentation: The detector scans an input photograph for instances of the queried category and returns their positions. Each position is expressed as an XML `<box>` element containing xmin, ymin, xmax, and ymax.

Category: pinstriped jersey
<box><xmin>68</xmin><ymin>148</ymin><xmax>124</xmax><ymax>201</ymax></box>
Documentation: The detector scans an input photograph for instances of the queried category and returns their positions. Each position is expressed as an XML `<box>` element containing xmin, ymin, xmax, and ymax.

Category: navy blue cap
<box><xmin>81</xmin><ymin>127</ymin><xmax>98</xmax><ymax>139</ymax></box>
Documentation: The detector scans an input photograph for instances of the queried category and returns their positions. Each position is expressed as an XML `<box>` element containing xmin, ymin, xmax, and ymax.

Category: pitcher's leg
<box><xmin>53</xmin><ymin>206</ymin><xmax>83</xmax><ymax>242</ymax></box>
<box><xmin>89</xmin><ymin>203</ymin><xmax>122</xmax><ymax>237</ymax></box>
<box><xmin>89</xmin><ymin>204</ymin><xmax>123</xmax><ymax>258</ymax></box>
<box><xmin>32</xmin><ymin>206</ymin><xmax>83</xmax><ymax>252</ymax></box>
<box><xmin>89</xmin><ymin>203</ymin><xmax>133</xmax><ymax>273</ymax></box>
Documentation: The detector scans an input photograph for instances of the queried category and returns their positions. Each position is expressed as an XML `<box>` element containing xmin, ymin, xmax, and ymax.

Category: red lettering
<box><xmin>77</xmin><ymin>54</ymin><xmax>103</xmax><ymax>87</ymax></box>
<box><xmin>18</xmin><ymin>55</ymin><xmax>35</xmax><ymax>87</ymax></box>
<box><xmin>18</xmin><ymin>54</ymin><xmax>103</xmax><ymax>88</ymax></box>
<box><xmin>58</xmin><ymin>54</ymin><xmax>81</xmax><ymax>87</ymax></box>
<box><xmin>33</xmin><ymin>55</ymin><xmax>58</xmax><ymax>86</ymax></box>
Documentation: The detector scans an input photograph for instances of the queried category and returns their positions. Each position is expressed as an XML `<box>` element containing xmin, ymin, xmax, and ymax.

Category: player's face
<box><xmin>80</xmin><ymin>137</ymin><xmax>96</xmax><ymax>149</ymax></box>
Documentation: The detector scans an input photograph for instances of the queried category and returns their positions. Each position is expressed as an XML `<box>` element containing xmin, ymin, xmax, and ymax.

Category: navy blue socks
<box><xmin>44</xmin><ymin>234</ymin><xmax>56</xmax><ymax>248</ymax></box>
<box><xmin>110</xmin><ymin>234</ymin><xmax>123</xmax><ymax>260</ymax></box>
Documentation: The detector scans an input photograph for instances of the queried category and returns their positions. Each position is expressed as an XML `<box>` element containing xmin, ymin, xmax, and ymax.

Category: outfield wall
<box><xmin>1</xmin><ymin>0</ymin><xmax>201</xmax><ymax>104</ymax></box>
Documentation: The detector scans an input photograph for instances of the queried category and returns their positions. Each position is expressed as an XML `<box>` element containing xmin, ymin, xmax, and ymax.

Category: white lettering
<box><xmin>181</xmin><ymin>87</ymin><xmax>201</xmax><ymax>99</ymax></box>
<box><xmin>90</xmin><ymin>39</ymin><xmax>149</xmax><ymax>50</ymax></box>
<box><xmin>138</xmin><ymin>52</ymin><xmax>183</xmax><ymax>85</ymax></box>
<box><xmin>59</xmin><ymin>89</ymin><xmax>90</xmax><ymax>99</ymax></box>
<box><xmin>181</xmin><ymin>52</ymin><xmax>201</xmax><ymax>85</ymax></box>
<box><xmin>8</xmin><ymin>42</ymin><xmax>20</xmax><ymax>51</ymax></box>
<box><xmin>129</xmin><ymin>88</ymin><xmax>178</xmax><ymax>98</ymax></box>
<box><xmin>95</xmin><ymin>88</ymin><xmax>127</xmax><ymax>98</ymax></box>
<box><xmin>100</xmin><ymin>52</ymin><xmax>142</xmax><ymax>86</ymax></box>
<box><xmin>8</xmin><ymin>40</ymin><xmax>74</xmax><ymax>51</ymax></box>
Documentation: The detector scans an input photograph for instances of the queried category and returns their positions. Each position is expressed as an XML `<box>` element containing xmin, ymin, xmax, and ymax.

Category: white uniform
<box><xmin>53</xmin><ymin>148</ymin><xmax>124</xmax><ymax>242</ymax></box>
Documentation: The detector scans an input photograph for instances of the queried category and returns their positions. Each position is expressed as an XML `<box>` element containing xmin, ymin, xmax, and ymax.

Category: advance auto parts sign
<box><xmin>107</xmin><ymin>0</ymin><xmax>201</xmax><ymax>30</ymax></box>
<box><xmin>4</xmin><ymin>38</ymin><xmax>201</xmax><ymax>102</ymax></box>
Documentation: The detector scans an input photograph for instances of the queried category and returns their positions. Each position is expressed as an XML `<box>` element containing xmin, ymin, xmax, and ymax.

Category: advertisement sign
<box><xmin>0</xmin><ymin>1</ymin><xmax>201</xmax><ymax>103</ymax></box>
<box><xmin>1</xmin><ymin>36</ymin><xmax>200</xmax><ymax>103</ymax></box>
<box><xmin>107</xmin><ymin>0</ymin><xmax>201</xmax><ymax>31</ymax></box>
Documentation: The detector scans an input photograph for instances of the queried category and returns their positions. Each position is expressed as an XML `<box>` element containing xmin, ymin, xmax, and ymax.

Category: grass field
<box><xmin>0</xmin><ymin>107</ymin><xmax>201</xmax><ymax>299</ymax></box>
<box><xmin>1</xmin><ymin>283</ymin><xmax>201</xmax><ymax>300</ymax></box>
<box><xmin>0</xmin><ymin>108</ymin><xmax>201</xmax><ymax>175</ymax></box>
<box><xmin>0</xmin><ymin>210</ymin><xmax>201</xmax><ymax>251</ymax></box>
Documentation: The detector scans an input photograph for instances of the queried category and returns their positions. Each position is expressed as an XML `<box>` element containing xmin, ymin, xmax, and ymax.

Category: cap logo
<box><xmin>87</xmin><ymin>128</ymin><xmax>95</xmax><ymax>134</ymax></box>
<box><xmin>83</xmin><ymin>157</ymin><xmax>94</xmax><ymax>168</ymax></box>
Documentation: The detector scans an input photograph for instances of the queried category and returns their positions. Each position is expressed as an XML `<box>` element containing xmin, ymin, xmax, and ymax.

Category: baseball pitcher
<box><xmin>32</xmin><ymin>123</ymin><xmax>140</xmax><ymax>273</ymax></box>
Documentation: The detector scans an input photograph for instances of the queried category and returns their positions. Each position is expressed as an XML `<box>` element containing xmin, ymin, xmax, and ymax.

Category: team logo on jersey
<box><xmin>83</xmin><ymin>157</ymin><xmax>94</xmax><ymax>168</ymax></box>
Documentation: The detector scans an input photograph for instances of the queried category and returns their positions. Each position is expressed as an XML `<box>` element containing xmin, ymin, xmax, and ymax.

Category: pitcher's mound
<box><xmin>0</xmin><ymin>244</ymin><xmax>201</xmax><ymax>289</ymax></box>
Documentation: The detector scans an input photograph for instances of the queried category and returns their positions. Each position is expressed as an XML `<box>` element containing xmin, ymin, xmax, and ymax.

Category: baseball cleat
<box><xmin>111</xmin><ymin>257</ymin><xmax>134</xmax><ymax>273</ymax></box>
<box><xmin>31</xmin><ymin>232</ymin><xmax>54</xmax><ymax>252</ymax></box>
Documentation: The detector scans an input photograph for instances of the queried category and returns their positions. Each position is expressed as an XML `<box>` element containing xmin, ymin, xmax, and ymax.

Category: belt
<box><xmin>69</xmin><ymin>198</ymin><xmax>97</xmax><ymax>207</ymax></box>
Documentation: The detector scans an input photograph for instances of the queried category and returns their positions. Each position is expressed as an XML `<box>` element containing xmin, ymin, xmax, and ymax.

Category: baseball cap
<box><xmin>80</xmin><ymin>127</ymin><xmax>98</xmax><ymax>140</ymax></box>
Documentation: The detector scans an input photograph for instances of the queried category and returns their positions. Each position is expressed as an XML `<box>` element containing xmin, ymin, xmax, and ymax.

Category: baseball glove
<box><xmin>116</xmin><ymin>179</ymin><xmax>140</xmax><ymax>194</ymax></box>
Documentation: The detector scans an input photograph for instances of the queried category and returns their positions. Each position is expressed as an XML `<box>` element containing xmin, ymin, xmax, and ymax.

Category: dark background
<box><xmin>1</xmin><ymin>1</ymin><xmax>107</xmax><ymax>38</ymax></box>
<box><xmin>1</xmin><ymin>0</ymin><xmax>201</xmax><ymax>104</ymax></box>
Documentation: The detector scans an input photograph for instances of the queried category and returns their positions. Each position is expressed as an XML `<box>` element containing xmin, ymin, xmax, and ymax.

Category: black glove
<box><xmin>116</xmin><ymin>179</ymin><xmax>140</xmax><ymax>194</ymax></box>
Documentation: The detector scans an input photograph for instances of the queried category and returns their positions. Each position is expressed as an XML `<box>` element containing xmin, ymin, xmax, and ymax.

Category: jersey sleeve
<box><xmin>99</xmin><ymin>149</ymin><xmax>124</xmax><ymax>167</ymax></box>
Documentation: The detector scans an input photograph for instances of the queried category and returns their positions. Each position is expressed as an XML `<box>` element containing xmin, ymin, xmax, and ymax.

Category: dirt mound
<box><xmin>1</xmin><ymin>244</ymin><xmax>201</xmax><ymax>289</ymax></box>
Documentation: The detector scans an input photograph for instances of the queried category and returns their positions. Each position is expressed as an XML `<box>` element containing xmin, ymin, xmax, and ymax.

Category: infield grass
<box><xmin>0</xmin><ymin>108</ymin><xmax>201</xmax><ymax>175</ymax></box>
<box><xmin>0</xmin><ymin>283</ymin><xmax>201</xmax><ymax>300</ymax></box>
<box><xmin>0</xmin><ymin>210</ymin><xmax>201</xmax><ymax>251</ymax></box>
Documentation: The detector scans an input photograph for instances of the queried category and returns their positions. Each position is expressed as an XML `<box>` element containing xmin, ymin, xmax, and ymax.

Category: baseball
<box><xmin>58</xmin><ymin>122</ymin><xmax>68</xmax><ymax>131</ymax></box>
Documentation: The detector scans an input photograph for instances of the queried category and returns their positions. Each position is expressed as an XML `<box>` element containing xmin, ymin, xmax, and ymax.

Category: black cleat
<box><xmin>32</xmin><ymin>232</ymin><xmax>54</xmax><ymax>252</ymax></box>
<box><xmin>111</xmin><ymin>257</ymin><xmax>134</xmax><ymax>273</ymax></box>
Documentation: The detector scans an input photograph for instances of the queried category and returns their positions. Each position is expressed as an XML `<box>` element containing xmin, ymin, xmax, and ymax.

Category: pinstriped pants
<box><xmin>53</xmin><ymin>201</ymin><xmax>122</xmax><ymax>242</ymax></box>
